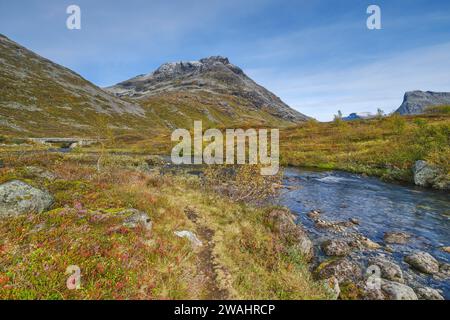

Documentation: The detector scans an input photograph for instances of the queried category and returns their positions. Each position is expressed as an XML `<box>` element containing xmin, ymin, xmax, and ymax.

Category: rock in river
<box><xmin>0</xmin><ymin>180</ymin><xmax>53</xmax><ymax>217</ymax></box>
<box><xmin>415</xmin><ymin>287</ymin><xmax>444</xmax><ymax>300</ymax></box>
<box><xmin>316</xmin><ymin>258</ymin><xmax>362</xmax><ymax>283</ymax></box>
<box><xmin>404</xmin><ymin>251</ymin><xmax>440</xmax><ymax>275</ymax></box>
<box><xmin>383</xmin><ymin>231</ymin><xmax>411</xmax><ymax>245</ymax></box>
<box><xmin>381</xmin><ymin>280</ymin><xmax>418</xmax><ymax>300</ymax></box>
<box><xmin>368</xmin><ymin>256</ymin><xmax>404</xmax><ymax>283</ymax></box>
<box><xmin>413</xmin><ymin>160</ymin><xmax>450</xmax><ymax>190</ymax></box>
<box><xmin>321</xmin><ymin>239</ymin><xmax>352</xmax><ymax>257</ymax></box>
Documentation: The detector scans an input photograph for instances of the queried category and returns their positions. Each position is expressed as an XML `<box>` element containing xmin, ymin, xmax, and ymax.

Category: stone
<box><xmin>440</xmin><ymin>246</ymin><xmax>450</xmax><ymax>254</ymax></box>
<box><xmin>267</xmin><ymin>209</ymin><xmax>314</xmax><ymax>261</ymax></box>
<box><xmin>321</xmin><ymin>240</ymin><xmax>352</xmax><ymax>257</ymax></box>
<box><xmin>368</xmin><ymin>256</ymin><xmax>404</xmax><ymax>283</ymax></box>
<box><xmin>415</xmin><ymin>287</ymin><xmax>444</xmax><ymax>300</ymax></box>
<box><xmin>413</xmin><ymin>160</ymin><xmax>449</xmax><ymax>190</ymax></box>
<box><xmin>404</xmin><ymin>251</ymin><xmax>440</xmax><ymax>275</ymax></box>
<box><xmin>24</xmin><ymin>166</ymin><xmax>57</xmax><ymax>181</ymax></box>
<box><xmin>317</xmin><ymin>258</ymin><xmax>363</xmax><ymax>283</ymax></box>
<box><xmin>383</xmin><ymin>231</ymin><xmax>411</xmax><ymax>245</ymax></box>
<box><xmin>0</xmin><ymin>180</ymin><xmax>53</xmax><ymax>217</ymax></box>
<box><xmin>120</xmin><ymin>209</ymin><xmax>153</xmax><ymax>231</ymax></box>
<box><xmin>323</xmin><ymin>277</ymin><xmax>340</xmax><ymax>300</ymax></box>
<box><xmin>174</xmin><ymin>230</ymin><xmax>202</xmax><ymax>248</ymax></box>
<box><xmin>349</xmin><ymin>218</ymin><xmax>360</xmax><ymax>225</ymax></box>
<box><xmin>381</xmin><ymin>280</ymin><xmax>418</xmax><ymax>300</ymax></box>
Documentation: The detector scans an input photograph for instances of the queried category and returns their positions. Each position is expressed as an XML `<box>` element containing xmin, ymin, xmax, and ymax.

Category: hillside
<box><xmin>0</xmin><ymin>35</ymin><xmax>307</xmax><ymax>140</ymax></box>
<box><xmin>106</xmin><ymin>56</ymin><xmax>309</xmax><ymax>128</ymax></box>
<box><xmin>396</xmin><ymin>91</ymin><xmax>450</xmax><ymax>115</ymax></box>
<box><xmin>0</xmin><ymin>34</ymin><xmax>169</xmax><ymax>138</ymax></box>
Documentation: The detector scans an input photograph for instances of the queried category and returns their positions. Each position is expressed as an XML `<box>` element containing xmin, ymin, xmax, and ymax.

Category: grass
<box><xmin>0</xmin><ymin>152</ymin><xmax>328</xmax><ymax>300</ymax></box>
<box><xmin>280</xmin><ymin>113</ymin><xmax>450</xmax><ymax>184</ymax></box>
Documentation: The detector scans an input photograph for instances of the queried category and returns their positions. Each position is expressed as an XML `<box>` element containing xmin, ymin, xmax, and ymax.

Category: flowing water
<box><xmin>280</xmin><ymin>167</ymin><xmax>450</xmax><ymax>298</ymax></box>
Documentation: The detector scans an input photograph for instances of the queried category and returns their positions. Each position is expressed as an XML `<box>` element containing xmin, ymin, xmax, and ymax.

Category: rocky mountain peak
<box><xmin>396</xmin><ymin>90</ymin><xmax>450</xmax><ymax>115</ymax></box>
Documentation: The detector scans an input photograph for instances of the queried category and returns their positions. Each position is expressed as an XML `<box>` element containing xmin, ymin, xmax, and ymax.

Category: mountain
<box><xmin>0</xmin><ymin>34</ymin><xmax>168</xmax><ymax>138</ymax></box>
<box><xmin>395</xmin><ymin>91</ymin><xmax>450</xmax><ymax>115</ymax></box>
<box><xmin>105</xmin><ymin>56</ymin><xmax>309</xmax><ymax>127</ymax></box>
<box><xmin>0</xmin><ymin>34</ymin><xmax>308</xmax><ymax>140</ymax></box>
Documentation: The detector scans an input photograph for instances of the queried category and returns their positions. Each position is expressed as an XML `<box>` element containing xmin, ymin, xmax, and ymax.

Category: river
<box><xmin>280</xmin><ymin>167</ymin><xmax>450</xmax><ymax>298</ymax></box>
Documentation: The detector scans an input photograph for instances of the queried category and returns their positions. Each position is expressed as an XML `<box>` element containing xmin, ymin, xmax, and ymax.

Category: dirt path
<box><xmin>184</xmin><ymin>207</ymin><xmax>231</xmax><ymax>300</ymax></box>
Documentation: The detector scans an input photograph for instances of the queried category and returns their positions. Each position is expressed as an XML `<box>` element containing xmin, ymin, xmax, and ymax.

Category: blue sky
<box><xmin>1</xmin><ymin>0</ymin><xmax>450</xmax><ymax>121</ymax></box>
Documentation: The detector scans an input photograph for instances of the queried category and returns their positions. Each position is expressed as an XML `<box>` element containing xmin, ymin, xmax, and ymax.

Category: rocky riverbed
<box><xmin>280</xmin><ymin>168</ymin><xmax>450</xmax><ymax>300</ymax></box>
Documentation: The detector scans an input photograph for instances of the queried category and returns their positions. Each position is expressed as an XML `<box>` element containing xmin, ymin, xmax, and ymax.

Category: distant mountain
<box><xmin>106</xmin><ymin>56</ymin><xmax>310</xmax><ymax>126</ymax></box>
<box><xmin>0</xmin><ymin>34</ymin><xmax>167</xmax><ymax>137</ymax></box>
<box><xmin>395</xmin><ymin>91</ymin><xmax>450</xmax><ymax>115</ymax></box>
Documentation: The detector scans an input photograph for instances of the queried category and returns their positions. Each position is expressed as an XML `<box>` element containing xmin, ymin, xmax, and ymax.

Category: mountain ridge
<box><xmin>395</xmin><ymin>90</ymin><xmax>450</xmax><ymax>115</ymax></box>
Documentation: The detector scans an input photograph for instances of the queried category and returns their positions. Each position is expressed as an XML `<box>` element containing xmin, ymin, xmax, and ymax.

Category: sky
<box><xmin>1</xmin><ymin>0</ymin><xmax>450</xmax><ymax>121</ymax></box>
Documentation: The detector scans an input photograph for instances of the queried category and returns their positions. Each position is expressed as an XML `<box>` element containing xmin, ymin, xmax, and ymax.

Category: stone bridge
<box><xmin>29</xmin><ymin>138</ymin><xmax>97</xmax><ymax>148</ymax></box>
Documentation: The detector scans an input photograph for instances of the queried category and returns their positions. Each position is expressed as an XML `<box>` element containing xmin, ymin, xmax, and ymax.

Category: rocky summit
<box><xmin>106</xmin><ymin>56</ymin><xmax>309</xmax><ymax>122</ymax></box>
<box><xmin>395</xmin><ymin>90</ymin><xmax>450</xmax><ymax>115</ymax></box>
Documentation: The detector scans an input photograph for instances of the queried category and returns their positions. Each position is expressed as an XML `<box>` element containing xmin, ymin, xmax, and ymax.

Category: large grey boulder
<box><xmin>316</xmin><ymin>258</ymin><xmax>363</xmax><ymax>283</ymax></box>
<box><xmin>381</xmin><ymin>280</ymin><xmax>418</xmax><ymax>300</ymax></box>
<box><xmin>395</xmin><ymin>90</ymin><xmax>450</xmax><ymax>115</ymax></box>
<box><xmin>0</xmin><ymin>180</ymin><xmax>53</xmax><ymax>217</ymax></box>
<box><xmin>369</xmin><ymin>256</ymin><xmax>404</xmax><ymax>283</ymax></box>
<box><xmin>404</xmin><ymin>251</ymin><xmax>440</xmax><ymax>275</ymax></box>
<box><xmin>413</xmin><ymin>160</ymin><xmax>449</xmax><ymax>190</ymax></box>
<box><xmin>415</xmin><ymin>287</ymin><xmax>444</xmax><ymax>300</ymax></box>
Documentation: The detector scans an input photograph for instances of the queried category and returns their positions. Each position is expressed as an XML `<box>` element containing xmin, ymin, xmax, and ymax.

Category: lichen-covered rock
<box><xmin>413</xmin><ymin>160</ymin><xmax>449</xmax><ymax>190</ymax></box>
<box><xmin>415</xmin><ymin>287</ymin><xmax>444</xmax><ymax>300</ymax></box>
<box><xmin>322</xmin><ymin>277</ymin><xmax>340</xmax><ymax>300</ymax></box>
<box><xmin>24</xmin><ymin>166</ymin><xmax>57</xmax><ymax>181</ymax></box>
<box><xmin>120</xmin><ymin>209</ymin><xmax>153</xmax><ymax>231</ymax></box>
<box><xmin>368</xmin><ymin>256</ymin><xmax>404</xmax><ymax>283</ymax></box>
<box><xmin>174</xmin><ymin>230</ymin><xmax>202</xmax><ymax>248</ymax></box>
<box><xmin>316</xmin><ymin>258</ymin><xmax>362</xmax><ymax>283</ymax></box>
<box><xmin>0</xmin><ymin>180</ymin><xmax>53</xmax><ymax>217</ymax></box>
<box><xmin>321</xmin><ymin>239</ymin><xmax>352</xmax><ymax>257</ymax></box>
<box><xmin>381</xmin><ymin>280</ymin><xmax>418</xmax><ymax>300</ymax></box>
<box><xmin>404</xmin><ymin>251</ymin><xmax>440</xmax><ymax>275</ymax></box>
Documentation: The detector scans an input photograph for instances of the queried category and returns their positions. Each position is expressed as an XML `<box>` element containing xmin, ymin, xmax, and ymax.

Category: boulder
<box><xmin>413</xmin><ymin>160</ymin><xmax>449</xmax><ymax>190</ymax></box>
<box><xmin>381</xmin><ymin>280</ymin><xmax>418</xmax><ymax>300</ymax></box>
<box><xmin>174</xmin><ymin>230</ymin><xmax>202</xmax><ymax>248</ymax></box>
<box><xmin>440</xmin><ymin>246</ymin><xmax>450</xmax><ymax>254</ymax></box>
<box><xmin>368</xmin><ymin>256</ymin><xmax>404</xmax><ymax>283</ymax></box>
<box><xmin>266</xmin><ymin>209</ymin><xmax>314</xmax><ymax>261</ymax></box>
<box><xmin>404</xmin><ymin>251</ymin><xmax>440</xmax><ymax>274</ymax></box>
<box><xmin>415</xmin><ymin>287</ymin><xmax>444</xmax><ymax>300</ymax></box>
<box><xmin>316</xmin><ymin>258</ymin><xmax>362</xmax><ymax>283</ymax></box>
<box><xmin>120</xmin><ymin>209</ymin><xmax>153</xmax><ymax>231</ymax></box>
<box><xmin>321</xmin><ymin>239</ymin><xmax>352</xmax><ymax>257</ymax></box>
<box><xmin>383</xmin><ymin>231</ymin><xmax>411</xmax><ymax>245</ymax></box>
<box><xmin>0</xmin><ymin>180</ymin><xmax>53</xmax><ymax>217</ymax></box>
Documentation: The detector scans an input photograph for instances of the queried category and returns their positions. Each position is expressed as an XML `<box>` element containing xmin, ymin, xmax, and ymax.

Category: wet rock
<box><xmin>383</xmin><ymin>231</ymin><xmax>411</xmax><ymax>245</ymax></box>
<box><xmin>404</xmin><ymin>251</ymin><xmax>440</xmax><ymax>275</ymax></box>
<box><xmin>315</xmin><ymin>219</ymin><xmax>349</xmax><ymax>232</ymax></box>
<box><xmin>316</xmin><ymin>258</ymin><xmax>363</xmax><ymax>283</ymax></box>
<box><xmin>307</xmin><ymin>210</ymin><xmax>320</xmax><ymax>221</ymax></box>
<box><xmin>381</xmin><ymin>280</ymin><xmax>418</xmax><ymax>300</ymax></box>
<box><xmin>0</xmin><ymin>180</ymin><xmax>53</xmax><ymax>217</ymax></box>
<box><xmin>415</xmin><ymin>287</ymin><xmax>444</xmax><ymax>300</ymax></box>
<box><xmin>438</xmin><ymin>263</ymin><xmax>450</xmax><ymax>278</ymax></box>
<box><xmin>267</xmin><ymin>209</ymin><xmax>314</xmax><ymax>261</ymax></box>
<box><xmin>120</xmin><ymin>209</ymin><xmax>153</xmax><ymax>231</ymax></box>
<box><xmin>350</xmin><ymin>233</ymin><xmax>381</xmax><ymax>250</ymax></box>
<box><xmin>368</xmin><ymin>256</ymin><xmax>404</xmax><ymax>283</ymax></box>
<box><xmin>321</xmin><ymin>239</ymin><xmax>352</xmax><ymax>257</ymax></box>
<box><xmin>349</xmin><ymin>218</ymin><xmax>360</xmax><ymax>225</ymax></box>
<box><xmin>440</xmin><ymin>246</ymin><xmax>450</xmax><ymax>254</ymax></box>
<box><xmin>174</xmin><ymin>230</ymin><xmax>202</xmax><ymax>248</ymax></box>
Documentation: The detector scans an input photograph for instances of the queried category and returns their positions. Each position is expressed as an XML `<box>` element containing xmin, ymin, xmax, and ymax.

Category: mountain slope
<box><xmin>395</xmin><ymin>90</ymin><xmax>450</xmax><ymax>115</ymax></box>
<box><xmin>0</xmin><ymin>34</ymin><xmax>166</xmax><ymax>137</ymax></box>
<box><xmin>106</xmin><ymin>56</ymin><xmax>309</xmax><ymax>127</ymax></box>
